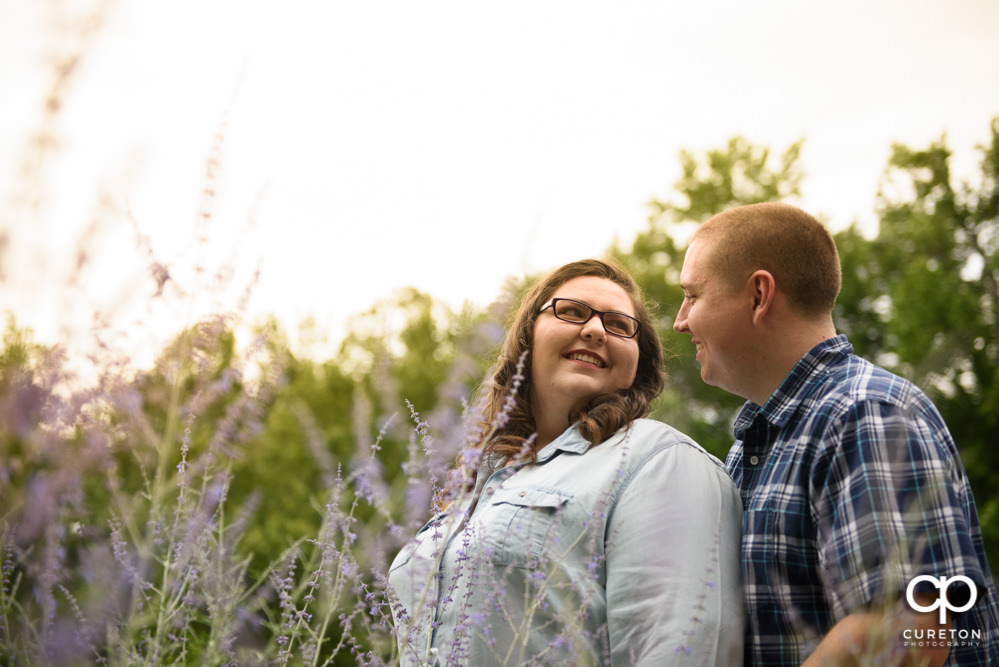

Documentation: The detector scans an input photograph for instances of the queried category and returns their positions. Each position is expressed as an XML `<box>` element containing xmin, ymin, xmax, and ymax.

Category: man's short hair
<box><xmin>693</xmin><ymin>202</ymin><xmax>842</xmax><ymax>317</ymax></box>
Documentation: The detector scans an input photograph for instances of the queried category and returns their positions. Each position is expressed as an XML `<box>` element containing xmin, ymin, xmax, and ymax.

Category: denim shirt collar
<box><xmin>482</xmin><ymin>423</ymin><xmax>590</xmax><ymax>481</ymax></box>
<box><xmin>535</xmin><ymin>423</ymin><xmax>591</xmax><ymax>463</ymax></box>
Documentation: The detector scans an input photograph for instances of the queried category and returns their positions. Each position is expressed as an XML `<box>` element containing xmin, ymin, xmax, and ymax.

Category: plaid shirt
<box><xmin>727</xmin><ymin>335</ymin><xmax>999</xmax><ymax>666</ymax></box>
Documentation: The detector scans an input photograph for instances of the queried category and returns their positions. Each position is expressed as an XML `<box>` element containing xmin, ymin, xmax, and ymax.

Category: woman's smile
<box><xmin>564</xmin><ymin>349</ymin><xmax>607</xmax><ymax>368</ymax></box>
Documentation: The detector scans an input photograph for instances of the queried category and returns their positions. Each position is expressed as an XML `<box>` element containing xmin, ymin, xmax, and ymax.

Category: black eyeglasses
<box><xmin>539</xmin><ymin>298</ymin><xmax>641</xmax><ymax>339</ymax></box>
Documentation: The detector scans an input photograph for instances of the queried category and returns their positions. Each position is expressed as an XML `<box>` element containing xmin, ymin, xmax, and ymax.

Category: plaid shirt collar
<box><xmin>733</xmin><ymin>334</ymin><xmax>853</xmax><ymax>437</ymax></box>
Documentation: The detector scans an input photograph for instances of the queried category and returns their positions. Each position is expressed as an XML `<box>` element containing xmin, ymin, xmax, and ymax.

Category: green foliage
<box><xmin>0</xmin><ymin>315</ymin><xmax>57</xmax><ymax>521</ymax></box>
<box><xmin>228</xmin><ymin>350</ymin><xmax>344</xmax><ymax>576</ymax></box>
<box><xmin>654</xmin><ymin>136</ymin><xmax>805</xmax><ymax>223</ymax></box>
<box><xmin>229</xmin><ymin>289</ymin><xmax>500</xmax><ymax>577</ymax></box>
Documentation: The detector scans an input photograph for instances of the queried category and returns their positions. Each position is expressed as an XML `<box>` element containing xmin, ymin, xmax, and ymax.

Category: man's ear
<box><xmin>749</xmin><ymin>270</ymin><xmax>776</xmax><ymax>324</ymax></box>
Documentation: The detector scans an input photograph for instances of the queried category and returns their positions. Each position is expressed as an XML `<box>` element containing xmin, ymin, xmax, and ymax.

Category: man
<box><xmin>673</xmin><ymin>201</ymin><xmax>999</xmax><ymax>666</ymax></box>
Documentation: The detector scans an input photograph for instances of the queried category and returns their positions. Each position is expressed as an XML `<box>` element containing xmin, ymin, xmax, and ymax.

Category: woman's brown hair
<box><xmin>477</xmin><ymin>258</ymin><xmax>665</xmax><ymax>465</ymax></box>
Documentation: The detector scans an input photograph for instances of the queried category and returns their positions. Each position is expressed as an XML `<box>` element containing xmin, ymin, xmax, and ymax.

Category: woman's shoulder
<box><xmin>620</xmin><ymin>417</ymin><xmax>701</xmax><ymax>451</ymax></box>
<box><xmin>617</xmin><ymin>418</ymin><xmax>728</xmax><ymax>472</ymax></box>
<box><xmin>603</xmin><ymin>419</ymin><xmax>739</xmax><ymax>510</ymax></box>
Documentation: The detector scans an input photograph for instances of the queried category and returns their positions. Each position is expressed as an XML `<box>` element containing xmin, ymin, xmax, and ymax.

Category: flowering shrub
<box><xmin>0</xmin><ymin>305</ymin><xmax>496</xmax><ymax>666</ymax></box>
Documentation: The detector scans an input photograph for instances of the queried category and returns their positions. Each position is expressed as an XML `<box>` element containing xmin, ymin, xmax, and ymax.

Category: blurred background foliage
<box><xmin>2</xmin><ymin>120</ymin><xmax>997</xmax><ymax>648</ymax></box>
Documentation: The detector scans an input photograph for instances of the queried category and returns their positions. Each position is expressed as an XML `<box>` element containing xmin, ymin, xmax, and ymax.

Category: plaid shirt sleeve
<box><xmin>810</xmin><ymin>395</ymin><xmax>986</xmax><ymax>618</ymax></box>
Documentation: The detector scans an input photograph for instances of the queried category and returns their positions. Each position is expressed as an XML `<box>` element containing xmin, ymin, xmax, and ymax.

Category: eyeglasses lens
<box><xmin>552</xmin><ymin>299</ymin><xmax>637</xmax><ymax>338</ymax></box>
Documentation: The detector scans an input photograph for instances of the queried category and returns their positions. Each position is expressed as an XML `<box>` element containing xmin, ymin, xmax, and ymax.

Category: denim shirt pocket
<box><xmin>484</xmin><ymin>487</ymin><xmax>572</xmax><ymax>568</ymax></box>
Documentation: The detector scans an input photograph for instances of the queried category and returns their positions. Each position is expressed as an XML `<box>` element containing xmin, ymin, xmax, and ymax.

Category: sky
<box><xmin>2</xmin><ymin>0</ymin><xmax>999</xmax><ymax>367</ymax></box>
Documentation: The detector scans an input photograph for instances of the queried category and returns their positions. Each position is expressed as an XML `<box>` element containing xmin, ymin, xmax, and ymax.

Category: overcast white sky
<box><xmin>2</xmin><ymin>0</ymin><xmax>999</xmax><ymax>366</ymax></box>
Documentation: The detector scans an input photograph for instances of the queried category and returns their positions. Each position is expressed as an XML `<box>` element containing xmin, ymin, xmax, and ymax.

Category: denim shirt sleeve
<box><xmin>605</xmin><ymin>437</ymin><xmax>744</xmax><ymax>666</ymax></box>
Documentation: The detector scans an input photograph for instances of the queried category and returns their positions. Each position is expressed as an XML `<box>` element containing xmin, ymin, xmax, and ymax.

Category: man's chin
<box><xmin>700</xmin><ymin>369</ymin><xmax>729</xmax><ymax>394</ymax></box>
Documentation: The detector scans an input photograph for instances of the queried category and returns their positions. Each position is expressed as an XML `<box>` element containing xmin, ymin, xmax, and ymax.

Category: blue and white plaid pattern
<box><xmin>727</xmin><ymin>335</ymin><xmax>999</xmax><ymax>666</ymax></box>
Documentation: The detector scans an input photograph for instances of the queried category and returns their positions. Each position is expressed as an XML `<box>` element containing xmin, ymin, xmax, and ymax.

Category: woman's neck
<box><xmin>533</xmin><ymin>410</ymin><xmax>572</xmax><ymax>450</ymax></box>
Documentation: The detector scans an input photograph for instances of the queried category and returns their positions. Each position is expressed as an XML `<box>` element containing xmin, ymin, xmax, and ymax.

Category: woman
<box><xmin>388</xmin><ymin>259</ymin><xmax>743</xmax><ymax>666</ymax></box>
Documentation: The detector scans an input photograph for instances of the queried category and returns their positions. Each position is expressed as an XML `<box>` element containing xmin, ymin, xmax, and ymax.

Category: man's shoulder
<box><xmin>788</xmin><ymin>352</ymin><xmax>955</xmax><ymax>454</ymax></box>
<box><xmin>819</xmin><ymin>352</ymin><xmax>928</xmax><ymax>409</ymax></box>
<box><xmin>793</xmin><ymin>335</ymin><xmax>921</xmax><ymax>405</ymax></box>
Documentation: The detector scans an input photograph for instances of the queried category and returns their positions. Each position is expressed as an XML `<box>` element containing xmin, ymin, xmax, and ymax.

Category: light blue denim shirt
<box><xmin>388</xmin><ymin>418</ymin><xmax>744</xmax><ymax>666</ymax></box>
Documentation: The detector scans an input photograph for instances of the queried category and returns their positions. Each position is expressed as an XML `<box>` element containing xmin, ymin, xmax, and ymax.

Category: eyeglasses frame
<box><xmin>538</xmin><ymin>297</ymin><xmax>641</xmax><ymax>339</ymax></box>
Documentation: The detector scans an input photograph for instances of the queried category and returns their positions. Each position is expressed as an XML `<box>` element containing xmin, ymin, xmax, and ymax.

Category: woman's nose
<box><xmin>580</xmin><ymin>315</ymin><xmax>607</xmax><ymax>341</ymax></box>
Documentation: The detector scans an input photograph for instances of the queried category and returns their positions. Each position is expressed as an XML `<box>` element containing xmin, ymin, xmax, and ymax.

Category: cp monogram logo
<box><xmin>906</xmin><ymin>575</ymin><xmax>978</xmax><ymax>624</ymax></box>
